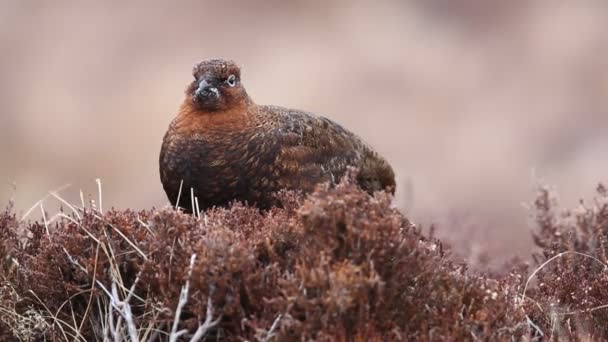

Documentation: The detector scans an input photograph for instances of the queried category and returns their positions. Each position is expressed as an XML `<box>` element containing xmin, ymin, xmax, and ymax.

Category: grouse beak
<box><xmin>195</xmin><ymin>79</ymin><xmax>219</xmax><ymax>99</ymax></box>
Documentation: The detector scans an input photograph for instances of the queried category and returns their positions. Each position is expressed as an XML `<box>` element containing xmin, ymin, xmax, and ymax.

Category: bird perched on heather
<box><xmin>160</xmin><ymin>59</ymin><xmax>395</xmax><ymax>212</ymax></box>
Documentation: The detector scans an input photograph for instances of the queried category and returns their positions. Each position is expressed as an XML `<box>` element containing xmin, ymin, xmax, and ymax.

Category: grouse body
<box><xmin>160</xmin><ymin>59</ymin><xmax>395</xmax><ymax>212</ymax></box>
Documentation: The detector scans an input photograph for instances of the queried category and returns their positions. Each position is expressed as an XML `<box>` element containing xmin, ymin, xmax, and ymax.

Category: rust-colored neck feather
<box><xmin>173</xmin><ymin>98</ymin><xmax>256</xmax><ymax>134</ymax></box>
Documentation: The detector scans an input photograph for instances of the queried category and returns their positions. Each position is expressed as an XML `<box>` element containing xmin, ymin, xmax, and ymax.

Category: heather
<box><xmin>1</xmin><ymin>178</ymin><xmax>608</xmax><ymax>340</ymax></box>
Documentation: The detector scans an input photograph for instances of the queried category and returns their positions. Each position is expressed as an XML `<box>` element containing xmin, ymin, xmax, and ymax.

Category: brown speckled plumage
<box><xmin>160</xmin><ymin>59</ymin><xmax>395</xmax><ymax>212</ymax></box>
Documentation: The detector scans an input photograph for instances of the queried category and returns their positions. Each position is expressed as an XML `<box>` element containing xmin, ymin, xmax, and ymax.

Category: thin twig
<box><xmin>170</xmin><ymin>254</ymin><xmax>197</xmax><ymax>342</ymax></box>
<box><xmin>190</xmin><ymin>297</ymin><xmax>222</xmax><ymax>342</ymax></box>
<box><xmin>526</xmin><ymin>315</ymin><xmax>544</xmax><ymax>337</ymax></box>
<box><xmin>109</xmin><ymin>280</ymin><xmax>139</xmax><ymax>342</ymax></box>
<box><xmin>262</xmin><ymin>314</ymin><xmax>282</xmax><ymax>342</ymax></box>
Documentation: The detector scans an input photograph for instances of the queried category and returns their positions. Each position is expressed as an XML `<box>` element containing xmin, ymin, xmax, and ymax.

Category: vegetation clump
<box><xmin>2</xmin><ymin>177</ymin><xmax>608</xmax><ymax>340</ymax></box>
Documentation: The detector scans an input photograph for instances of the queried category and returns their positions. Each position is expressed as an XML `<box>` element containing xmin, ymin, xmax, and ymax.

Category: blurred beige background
<box><xmin>2</xmin><ymin>0</ymin><xmax>608</xmax><ymax>267</ymax></box>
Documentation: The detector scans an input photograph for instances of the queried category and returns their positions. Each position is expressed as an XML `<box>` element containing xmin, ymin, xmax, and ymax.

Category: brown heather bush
<box><xmin>10</xmin><ymin>175</ymin><xmax>601</xmax><ymax>341</ymax></box>
<box><xmin>522</xmin><ymin>184</ymin><xmax>608</xmax><ymax>339</ymax></box>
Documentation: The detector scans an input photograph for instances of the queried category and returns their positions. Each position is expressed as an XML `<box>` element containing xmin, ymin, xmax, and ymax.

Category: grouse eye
<box><xmin>226</xmin><ymin>74</ymin><xmax>237</xmax><ymax>87</ymax></box>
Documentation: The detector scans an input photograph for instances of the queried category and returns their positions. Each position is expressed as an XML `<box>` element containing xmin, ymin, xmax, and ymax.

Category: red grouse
<box><xmin>160</xmin><ymin>59</ymin><xmax>395</xmax><ymax>212</ymax></box>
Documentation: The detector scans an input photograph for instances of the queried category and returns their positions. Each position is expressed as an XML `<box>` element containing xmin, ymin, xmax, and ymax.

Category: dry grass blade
<box><xmin>94</xmin><ymin>214</ymin><xmax>148</xmax><ymax>260</ymax></box>
<box><xmin>96</xmin><ymin>178</ymin><xmax>104</xmax><ymax>214</ymax></box>
<box><xmin>190</xmin><ymin>188</ymin><xmax>195</xmax><ymax>217</ymax></box>
<box><xmin>50</xmin><ymin>191</ymin><xmax>81</xmax><ymax>220</ymax></box>
<box><xmin>175</xmin><ymin>179</ymin><xmax>184</xmax><ymax>210</ymax></box>
<box><xmin>20</xmin><ymin>183</ymin><xmax>71</xmax><ymax>221</ymax></box>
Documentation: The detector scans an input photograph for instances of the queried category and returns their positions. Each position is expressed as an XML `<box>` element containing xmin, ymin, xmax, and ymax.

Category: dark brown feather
<box><xmin>159</xmin><ymin>59</ymin><xmax>395</xmax><ymax>212</ymax></box>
